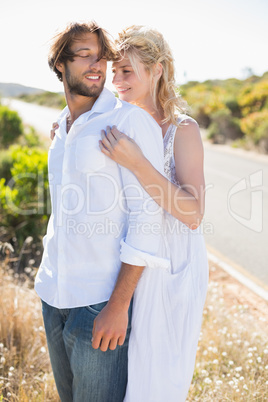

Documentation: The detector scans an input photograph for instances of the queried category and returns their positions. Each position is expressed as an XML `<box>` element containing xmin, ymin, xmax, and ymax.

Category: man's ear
<box><xmin>56</xmin><ymin>62</ymin><xmax>64</xmax><ymax>73</ymax></box>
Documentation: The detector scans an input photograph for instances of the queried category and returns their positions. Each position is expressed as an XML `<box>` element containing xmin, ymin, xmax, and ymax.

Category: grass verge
<box><xmin>0</xmin><ymin>261</ymin><xmax>267</xmax><ymax>401</ymax></box>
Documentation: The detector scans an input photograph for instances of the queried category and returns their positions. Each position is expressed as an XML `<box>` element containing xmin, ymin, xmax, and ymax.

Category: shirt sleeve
<box><xmin>117</xmin><ymin>108</ymin><xmax>170</xmax><ymax>268</ymax></box>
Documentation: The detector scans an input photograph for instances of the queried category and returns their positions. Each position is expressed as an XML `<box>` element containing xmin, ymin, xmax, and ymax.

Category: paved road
<box><xmin>203</xmin><ymin>142</ymin><xmax>268</xmax><ymax>286</ymax></box>
<box><xmin>4</xmin><ymin>99</ymin><xmax>268</xmax><ymax>286</ymax></box>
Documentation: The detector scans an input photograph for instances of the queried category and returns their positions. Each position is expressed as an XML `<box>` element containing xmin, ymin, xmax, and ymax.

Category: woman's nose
<box><xmin>112</xmin><ymin>73</ymin><xmax>120</xmax><ymax>85</ymax></box>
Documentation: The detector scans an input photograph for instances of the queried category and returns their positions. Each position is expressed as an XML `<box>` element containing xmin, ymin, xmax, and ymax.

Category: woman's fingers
<box><xmin>106</xmin><ymin>126</ymin><xmax>118</xmax><ymax>146</ymax></box>
<box><xmin>50</xmin><ymin>122</ymin><xmax>59</xmax><ymax>140</ymax></box>
<box><xmin>101</xmin><ymin>130</ymin><xmax>112</xmax><ymax>150</ymax></box>
<box><xmin>99</xmin><ymin>140</ymin><xmax>111</xmax><ymax>157</ymax></box>
<box><xmin>110</xmin><ymin>126</ymin><xmax>122</xmax><ymax>140</ymax></box>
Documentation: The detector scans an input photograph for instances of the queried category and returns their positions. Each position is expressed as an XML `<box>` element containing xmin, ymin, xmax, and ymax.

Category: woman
<box><xmin>51</xmin><ymin>26</ymin><xmax>208</xmax><ymax>402</ymax></box>
<box><xmin>100</xmin><ymin>26</ymin><xmax>209</xmax><ymax>402</ymax></box>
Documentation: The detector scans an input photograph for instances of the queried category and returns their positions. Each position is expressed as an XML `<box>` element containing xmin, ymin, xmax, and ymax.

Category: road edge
<box><xmin>206</xmin><ymin>245</ymin><xmax>268</xmax><ymax>302</ymax></box>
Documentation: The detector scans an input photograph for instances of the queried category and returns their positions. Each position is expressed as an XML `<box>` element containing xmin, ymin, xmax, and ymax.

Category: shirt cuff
<box><xmin>120</xmin><ymin>239</ymin><xmax>170</xmax><ymax>270</ymax></box>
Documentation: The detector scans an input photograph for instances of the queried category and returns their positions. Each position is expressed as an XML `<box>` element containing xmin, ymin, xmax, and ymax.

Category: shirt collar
<box><xmin>57</xmin><ymin>87</ymin><xmax>117</xmax><ymax>127</ymax></box>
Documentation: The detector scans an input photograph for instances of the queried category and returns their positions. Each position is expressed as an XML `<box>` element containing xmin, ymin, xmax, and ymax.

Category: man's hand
<box><xmin>91</xmin><ymin>303</ymin><xmax>129</xmax><ymax>352</ymax></box>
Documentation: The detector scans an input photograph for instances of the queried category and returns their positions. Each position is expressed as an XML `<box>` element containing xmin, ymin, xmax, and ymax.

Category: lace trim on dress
<box><xmin>163</xmin><ymin>124</ymin><xmax>179</xmax><ymax>186</ymax></box>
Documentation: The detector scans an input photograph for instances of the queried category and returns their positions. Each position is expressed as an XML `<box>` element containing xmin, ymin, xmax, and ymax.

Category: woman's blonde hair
<box><xmin>115</xmin><ymin>26</ymin><xmax>188</xmax><ymax>126</ymax></box>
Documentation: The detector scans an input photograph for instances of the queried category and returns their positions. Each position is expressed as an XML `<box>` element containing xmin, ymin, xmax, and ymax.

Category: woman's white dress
<box><xmin>124</xmin><ymin>116</ymin><xmax>209</xmax><ymax>402</ymax></box>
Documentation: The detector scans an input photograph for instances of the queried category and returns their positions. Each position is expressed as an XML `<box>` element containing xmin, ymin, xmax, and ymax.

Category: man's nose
<box><xmin>90</xmin><ymin>56</ymin><xmax>102</xmax><ymax>69</ymax></box>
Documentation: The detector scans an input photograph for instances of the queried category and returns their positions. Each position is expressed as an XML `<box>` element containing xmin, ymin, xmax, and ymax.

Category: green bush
<box><xmin>0</xmin><ymin>149</ymin><xmax>13</xmax><ymax>182</ymax></box>
<box><xmin>0</xmin><ymin>145</ymin><xmax>49</xmax><ymax>245</ymax></box>
<box><xmin>207</xmin><ymin>109</ymin><xmax>244</xmax><ymax>143</ymax></box>
<box><xmin>225</xmin><ymin>97</ymin><xmax>242</xmax><ymax>118</ymax></box>
<box><xmin>22</xmin><ymin>126</ymin><xmax>42</xmax><ymax>147</ymax></box>
<box><xmin>238</xmin><ymin>81</ymin><xmax>268</xmax><ymax>116</ymax></box>
<box><xmin>181</xmin><ymin>83</ymin><xmax>227</xmax><ymax>128</ymax></box>
<box><xmin>240</xmin><ymin>110</ymin><xmax>268</xmax><ymax>144</ymax></box>
<box><xmin>0</xmin><ymin>106</ymin><xmax>23</xmax><ymax>149</ymax></box>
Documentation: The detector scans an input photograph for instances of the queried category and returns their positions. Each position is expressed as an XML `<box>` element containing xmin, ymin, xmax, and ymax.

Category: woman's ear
<box><xmin>153</xmin><ymin>63</ymin><xmax>163</xmax><ymax>81</ymax></box>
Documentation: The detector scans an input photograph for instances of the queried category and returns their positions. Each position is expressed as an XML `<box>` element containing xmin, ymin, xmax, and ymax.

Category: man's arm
<box><xmin>91</xmin><ymin>262</ymin><xmax>144</xmax><ymax>352</ymax></box>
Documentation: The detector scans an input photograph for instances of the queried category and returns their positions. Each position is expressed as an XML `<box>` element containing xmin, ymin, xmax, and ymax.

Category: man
<box><xmin>35</xmin><ymin>21</ymin><xmax>168</xmax><ymax>402</ymax></box>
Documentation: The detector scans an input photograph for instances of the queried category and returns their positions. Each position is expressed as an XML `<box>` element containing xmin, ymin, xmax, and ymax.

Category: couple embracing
<box><xmin>35</xmin><ymin>20</ymin><xmax>208</xmax><ymax>402</ymax></box>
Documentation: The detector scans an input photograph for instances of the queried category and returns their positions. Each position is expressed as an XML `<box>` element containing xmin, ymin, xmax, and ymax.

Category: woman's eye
<box><xmin>123</xmin><ymin>70</ymin><xmax>131</xmax><ymax>73</ymax></box>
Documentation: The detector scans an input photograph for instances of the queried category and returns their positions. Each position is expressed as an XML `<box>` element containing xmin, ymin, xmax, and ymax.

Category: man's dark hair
<box><xmin>48</xmin><ymin>21</ymin><xmax>116</xmax><ymax>81</ymax></box>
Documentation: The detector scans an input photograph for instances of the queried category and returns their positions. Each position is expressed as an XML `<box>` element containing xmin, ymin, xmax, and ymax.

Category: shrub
<box><xmin>22</xmin><ymin>126</ymin><xmax>42</xmax><ymax>147</ymax></box>
<box><xmin>181</xmin><ymin>83</ymin><xmax>227</xmax><ymax>128</ymax></box>
<box><xmin>0</xmin><ymin>145</ymin><xmax>49</xmax><ymax>246</ymax></box>
<box><xmin>0</xmin><ymin>149</ymin><xmax>13</xmax><ymax>182</ymax></box>
<box><xmin>238</xmin><ymin>81</ymin><xmax>268</xmax><ymax>116</ymax></box>
<box><xmin>0</xmin><ymin>106</ymin><xmax>23</xmax><ymax>149</ymax></box>
<box><xmin>207</xmin><ymin>110</ymin><xmax>244</xmax><ymax>143</ymax></box>
<box><xmin>225</xmin><ymin>97</ymin><xmax>242</xmax><ymax>118</ymax></box>
<box><xmin>240</xmin><ymin>110</ymin><xmax>268</xmax><ymax>144</ymax></box>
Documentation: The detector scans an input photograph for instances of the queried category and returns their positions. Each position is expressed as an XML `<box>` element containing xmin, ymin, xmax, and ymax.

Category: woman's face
<box><xmin>112</xmin><ymin>56</ymin><xmax>152</xmax><ymax>106</ymax></box>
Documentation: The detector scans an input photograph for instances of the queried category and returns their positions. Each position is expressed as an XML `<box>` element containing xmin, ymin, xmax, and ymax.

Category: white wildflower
<box><xmin>204</xmin><ymin>377</ymin><xmax>212</xmax><ymax>384</ymax></box>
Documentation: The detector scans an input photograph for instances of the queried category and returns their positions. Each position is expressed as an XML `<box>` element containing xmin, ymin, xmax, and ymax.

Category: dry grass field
<box><xmin>0</xmin><ymin>261</ymin><xmax>267</xmax><ymax>401</ymax></box>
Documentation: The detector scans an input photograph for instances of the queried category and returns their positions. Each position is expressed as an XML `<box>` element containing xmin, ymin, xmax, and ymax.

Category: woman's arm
<box><xmin>99</xmin><ymin>121</ymin><xmax>205</xmax><ymax>229</ymax></box>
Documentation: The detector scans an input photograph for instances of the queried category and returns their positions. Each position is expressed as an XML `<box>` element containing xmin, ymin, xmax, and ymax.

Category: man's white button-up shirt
<box><xmin>35</xmin><ymin>88</ymin><xmax>169</xmax><ymax>308</ymax></box>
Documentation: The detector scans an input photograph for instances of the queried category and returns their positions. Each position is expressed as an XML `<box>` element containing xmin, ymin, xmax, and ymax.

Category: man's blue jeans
<box><xmin>41</xmin><ymin>299</ymin><xmax>132</xmax><ymax>402</ymax></box>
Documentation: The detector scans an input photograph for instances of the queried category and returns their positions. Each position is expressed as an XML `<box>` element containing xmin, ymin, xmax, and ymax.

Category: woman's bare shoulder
<box><xmin>174</xmin><ymin>116</ymin><xmax>202</xmax><ymax>148</ymax></box>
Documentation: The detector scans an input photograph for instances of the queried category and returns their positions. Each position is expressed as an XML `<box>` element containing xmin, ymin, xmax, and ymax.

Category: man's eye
<box><xmin>74</xmin><ymin>52</ymin><xmax>91</xmax><ymax>58</ymax></box>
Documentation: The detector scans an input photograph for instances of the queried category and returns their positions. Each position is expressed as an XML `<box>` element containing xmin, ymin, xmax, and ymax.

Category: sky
<box><xmin>0</xmin><ymin>0</ymin><xmax>267</xmax><ymax>93</ymax></box>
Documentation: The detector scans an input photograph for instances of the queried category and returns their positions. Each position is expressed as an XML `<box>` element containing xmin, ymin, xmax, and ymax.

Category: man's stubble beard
<box><xmin>65</xmin><ymin>64</ymin><xmax>105</xmax><ymax>98</ymax></box>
